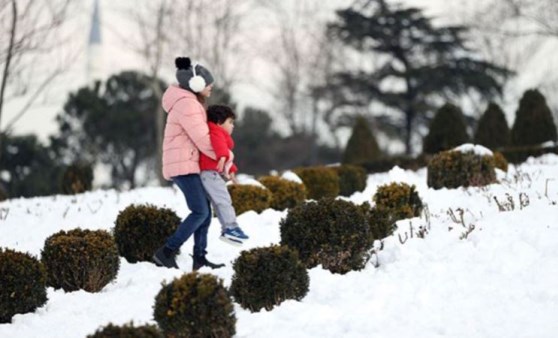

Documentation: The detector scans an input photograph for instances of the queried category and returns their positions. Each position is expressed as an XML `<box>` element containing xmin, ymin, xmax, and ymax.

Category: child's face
<box><xmin>220</xmin><ymin>117</ymin><xmax>234</xmax><ymax>135</ymax></box>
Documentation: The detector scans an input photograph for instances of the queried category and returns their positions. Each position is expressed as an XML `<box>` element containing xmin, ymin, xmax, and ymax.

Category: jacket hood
<box><xmin>162</xmin><ymin>84</ymin><xmax>197</xmax><ymax>113</ymax></box>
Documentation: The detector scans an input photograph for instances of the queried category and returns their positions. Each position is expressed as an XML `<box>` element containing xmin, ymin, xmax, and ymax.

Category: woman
<box><xmin>152</xmin><ymin>57</ymin><xmax>225</xmax><ymax>270</ymax></box>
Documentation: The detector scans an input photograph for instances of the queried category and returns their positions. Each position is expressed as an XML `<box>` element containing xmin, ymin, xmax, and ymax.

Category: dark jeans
<box><xmin>166</xmin><ymin>174</ymin><xmax>211</xmax><ymax>257</ymax></box>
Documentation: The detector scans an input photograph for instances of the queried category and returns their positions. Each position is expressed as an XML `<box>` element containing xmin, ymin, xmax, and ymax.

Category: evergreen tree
<box><xmin>328</xmin><ymin>0</ymin><xmax>510</xmax><ymax>154</ymax></box>
<box><xmin>342</xmin><ymin>116</ymin><xmax>381</xmax><ymax>164</ymax></box>
<box><xmin>52</xmin><ymin>71</ymin><xmax>166</xmax><ymax>189</ymax></box>
<box><xmin>423</xmin><ymin>103</ymin><xmax>470</xmax><ymax>154</ymax></box>
<box><xmin>233</xmin><ymin>107</ymin><xmax>280</xmax><ymax>174</ymax></box>
<box><xmin>511</xmin><ymin>89</ymin><xmax>557</xmax><ymax>146</ymax></box>
<box><xmin>0</xmin><ymin>134</ymin><xmax>62</xmax><ymax>198</ymax></box>
<box><xmin>474</xmin><ymin>103</ymin><xmax>510</xmax><ymax>150</ymax></box>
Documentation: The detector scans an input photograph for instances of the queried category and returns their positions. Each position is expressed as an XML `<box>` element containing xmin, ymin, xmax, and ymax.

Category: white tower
<box><xmin>87</xmin><ymin>0</ymin><xmax>103</xmax><ymax>83</ymax></box>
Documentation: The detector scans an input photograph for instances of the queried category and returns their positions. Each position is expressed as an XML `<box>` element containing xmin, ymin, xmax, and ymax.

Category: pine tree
<box><xmin>342</xmin><ymin>116</ymin><xmax>381</xmax><ymax>164</ymax></box>
<box><xmin>423</xmin><ymin>104</ymin><xmax>470</xmax><ymax>154</ymax></box>
<box><xmin>328</xmin><ymin>0</ymin><xmax>510</xmax><ymax>154</ymax></box>
<box><xmin>511</xmin><ymin>89</ymin><xmax>557</xmax><ymax>146</ymax></box>
<box><xmin>474</xmin><ymin>103</ymin><xmax>510</xmax><ymax>150</ymax></box>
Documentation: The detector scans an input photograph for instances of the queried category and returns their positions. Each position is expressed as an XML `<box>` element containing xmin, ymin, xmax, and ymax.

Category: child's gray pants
<box><xmin>200</xmin><ymin>170</ymin><xmax>238</xmax><ymax>233</ymax></box>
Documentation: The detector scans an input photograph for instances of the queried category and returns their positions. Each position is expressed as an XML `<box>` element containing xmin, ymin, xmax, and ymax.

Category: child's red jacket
<box><xmin>199</xmin><ymin>122</ymin><xmax>238</xmax><ymax>174</ymax></box>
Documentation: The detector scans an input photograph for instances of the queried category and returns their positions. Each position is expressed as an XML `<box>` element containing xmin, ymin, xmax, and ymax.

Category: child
<box><xmin>199</xmin><ymin>104</ymin><xmax>249</xmax><ymax>246</ymax></box>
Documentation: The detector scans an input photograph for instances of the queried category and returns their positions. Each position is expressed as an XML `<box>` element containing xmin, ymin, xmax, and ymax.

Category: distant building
<box><xmin>87</xmin><ymin>0</ymin><xmax>103</xmax><ymax>83</ymax></box>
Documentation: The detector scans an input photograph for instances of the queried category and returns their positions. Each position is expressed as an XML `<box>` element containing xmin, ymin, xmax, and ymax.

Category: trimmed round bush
<box><xmin>280</xmin><ymin>198</ymin><xmax>373</xmax><ymax>274</ymax></box>
<box><xmin>492</xmin><ymin>151</ymin><xmax>508</xmax><ymax>172</ymax></box>
<box><xmin>41</xmin><ymin>229</ymin><xmax>120</xmax><ymax>292</ymax></box>
<box><xmin>332</xmin><ymin>164</ymin><xmax>367</xmax><ymax>197</ymax></box>
<box><xmin>293</xmin><ymin>166</ymin><xmax>340</xmax><ymax>200</ymax></box>
<box><xmin>230</xmin><ymin>245</ymin><xmax>309</xmax><ymax>312</ymax></box>
<box><xmin>427</xmin><ymin>150</ymin><xmax>496</xmax><ymax>189</ymax></box>
<box><xmin>373</xmin><ymin>182</ymin><xmax>423</xmax><ymax>220</ymax></box>
<box><xmin>153</xmin><ymin>272</ymin><xmax>236</xmax><ymax>338</ymax></box>
<box><xmin>258</xmin><ymin>176</ymin><xmax>306</xmax><ymax>210</ymax></box>
<box><xmin>0</xmin><ymin>248</ymin><xmax>47</xmax><ymax>323</ymax></box>
<box><xmin>114</xmin><ymin>204</ymin><xmax>180</xmax><ymax>263</ymax></box>
<box><xmin>359</xmin><ymin>203</ymin><xmax>397</xmax><ymax>240</ymax></box>
<box><xmin>227</xmin><ymin>184</ymin><xmax>273</xmax><ymax>215</ymax></box>
<box><xmin>87</xmin><ymin>322</ymin><xmax>163</xmax><ymax>338</ymax></box>
<box><xmin>61</xmin><ymin>162</ymin><xmax>94</xmax><ymax>194</ymax></box>
<box><xmin>423</xmin><ymin>103</ymin><xmax>470</xmax><ymax>154</ymax></box>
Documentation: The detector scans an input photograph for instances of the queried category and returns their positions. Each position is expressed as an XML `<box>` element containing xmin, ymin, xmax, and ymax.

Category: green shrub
<box><xmin>373</xmin><ymin>182</ymin><xmax>423</xmax><ymax>220</ymax></box>
<box><xmin>0</xmin><ymin>248</ymin><xmax>47</xmax><ymax>323</ymax></box>
<box><xmin>423</xmin><ymin>103</ymin><xmax>470</xmax><ymax>154</ymax></box>
<box><xmin>293</xmin><ymin>167</ymin><xmax>340</xmax><ymax>200</ymax></box>
<box><xmin>61</xmin><ymin>162</ymin><xmax>94</xmax><ymax>194</ymax></box>
<box><xmin>227</xmin><ymin>184</ymin><xmax>273</xmax><ymax>215</ymax></box>
<box><xmin>87</xmin><ymin>322</ymin><xmax>163</xmax><ymax>338</ymax></box>
<box><xmin>359</xmin><ymin>203</ymin><xmax>397</xmax><ymax>240</ymax></box>
<box><xmin>332</xmin><ymin>164</ymin><xmax>367</xmax><ymax>197</ymax></box>
<box><xmin>114</xmin><ymin>204</ymin><xmax>180</xmax><ymax>263</ymax></box>
<box><xmin>474</xmin><ymin>102</ymin><xmax>511</xmax><ymax>149</ymax></box>
<box><xmin>427</xmin><ymin>150</ymin><xmax>496</xmax><ymax>189</ymax></box>
<box><xmin>153</xmin><ymin>272</ymin><xmax>236</xmax><ymax>338</ymax></box>
<box><xmin>230</xmin><ymin>245</ymin><xmax>309</xmax><ymax>312</ymax></box>
<box><xmin>511</xmin><ymin>89</ymin><xmax>557</xmax><ymax>147</ymax></box>
<box><xmin>492</xmin><ymin>151</ymin><xmax>508</xmax><ymax>172</ymax></box>
<box><xmin>280</xmin><ymin>198</ymin><xmax>373</xmax><ymax>274</ymax></box>
<box><xmin>342</xmin><ymin>116</ymin><xmax>382</xmax><ymax>164</ymax></box>
<box><xmin>41</xmin><ymin>229</ymin><xmax>120</xmax><ymax>292</ymax></box>
<box><xmin>258</xmin><ymin>176</ymin><xmax>306</xmax><ymax>210</ymax></box>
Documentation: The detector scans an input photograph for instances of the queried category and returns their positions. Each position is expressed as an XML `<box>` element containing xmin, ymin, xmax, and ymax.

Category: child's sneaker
<box><xmin>219</xmin><ymin>234</ymin><xmax>243</xmax><ymax>246</ymax></box>
<box><xmin>220</xmin><ymin>227</ymin><xmax>249</xmax><ymax>246</ymax></box>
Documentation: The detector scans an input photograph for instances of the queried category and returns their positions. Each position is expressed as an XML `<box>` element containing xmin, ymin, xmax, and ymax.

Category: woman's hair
<box><xmin>207</xmin><ymin>105</ymin><xmax>236</xmax><ymax>124</ymax></box>
<box><xmin>196</xmin><ymin>93</ymin><xmax>207</xmax><ymax>108</ymax></box>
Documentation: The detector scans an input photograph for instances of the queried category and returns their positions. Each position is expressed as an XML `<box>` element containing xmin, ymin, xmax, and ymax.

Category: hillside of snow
<box><xmin>1</xmin><ymin>155</ymin><xmax>557</xmax><ymax>338</ymax></box>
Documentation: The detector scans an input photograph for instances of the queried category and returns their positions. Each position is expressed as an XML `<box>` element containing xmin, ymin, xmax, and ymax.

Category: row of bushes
<box><xmin>225</xmin><ymin>164</ymin><xmax>367</xmax><ymax>216</ymax></box>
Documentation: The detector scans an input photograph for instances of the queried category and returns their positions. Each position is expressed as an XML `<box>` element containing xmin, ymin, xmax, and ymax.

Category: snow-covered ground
<box><xmin>1</xmin><ymin>155</ymin><xmax>558</xmax><ymax>338</ymax></box>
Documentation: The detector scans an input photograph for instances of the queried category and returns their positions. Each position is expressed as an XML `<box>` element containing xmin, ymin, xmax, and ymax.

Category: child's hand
<box><xmin>216</xmin><ymin>157</ymin><xmax>226</xmax><ymax>172</ymax></box>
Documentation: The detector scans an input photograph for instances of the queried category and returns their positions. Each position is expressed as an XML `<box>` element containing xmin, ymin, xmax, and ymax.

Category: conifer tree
<box><xmin>423</xmin><ymin>104</ymin><xmax>470</xmax><ymax>154</ymax></box>
<box><xmin>511</xmin><ymin>89</ymin><xmax>557</xmax><ymax>146</ymax></box>
<box><xmin>328</xmin><ymin>0</ymin><xmax>510</xmax><ymax>154</ymax></box>
<box><xmin>342</xmin><ymin>116</ymin><xmax>381</xmax><ymax>164</ymax></box>
<box><xmin>474</xmin><ymin>103</ymin><xmax>510</xmax><ymax>150</ymax></box>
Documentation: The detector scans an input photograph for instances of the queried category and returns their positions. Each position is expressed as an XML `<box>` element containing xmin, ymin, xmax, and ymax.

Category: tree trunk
<box><xmin>405</xmin><ymin>109</ymin><xmax>413</xmax><ymax>155</ymax></box>
<box><xmin>0</xmin><ymin>0</ymin><xmax>18</xmax><ymax>164</ymax></box>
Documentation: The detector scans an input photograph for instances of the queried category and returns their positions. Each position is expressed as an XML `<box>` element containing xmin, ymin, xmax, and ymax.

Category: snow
<box><xmin>233</xmin><ymin>174</ymin><xmax>265</xmax><ymax>188</ymax></box>
<box><xmin>281</xmin><ymin>170</ymin><xmax>303</xmax><ymax>184</ymax></box>
<box><xmin>453</xmin><ymin>143</ymin><xmax>494</xmax><ymax>157</ymax></box>
<box><xmin>1</xmin><ymin>155</ymin><xmax>558</xmax><ymax>337</ymax></box>
<box><xmin>541</xmin><ymin>141</ymin><xmax>557</xmax><ymax>149</ymax></box>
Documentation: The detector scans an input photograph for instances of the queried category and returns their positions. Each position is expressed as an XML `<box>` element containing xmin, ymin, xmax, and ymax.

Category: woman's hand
<box><xmin>216</xmin><ymin>157</ymin><xmax>226</xmax><ymax>172</ymax></box>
